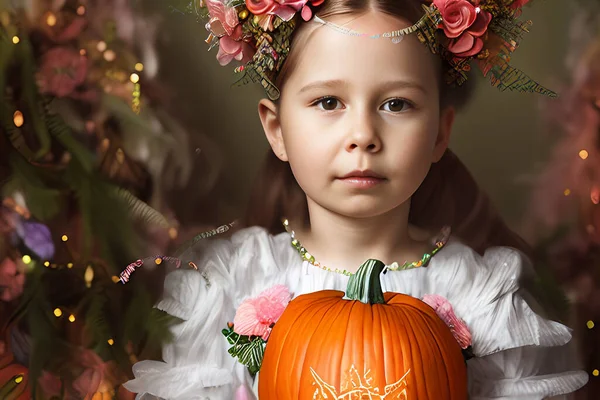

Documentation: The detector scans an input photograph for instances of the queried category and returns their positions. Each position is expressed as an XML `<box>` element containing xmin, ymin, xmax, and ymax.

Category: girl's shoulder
<box><xmin>426</xmin><ymin>238</ymin><xmax>588</xmax><ymax>397</ymax></box>
<box><xmin>428</xmin><ymin>236</ymin><xmax>532</xmax><ymax>289</ymax></box>
<box><xmin>418</xmin><ymin>237</ymin><xmax>565</xmax><ymax>355</ymax></box>
<box><xmin>155</xmin><ymin>225</ymin><xmax>298</xmax><ymax>320</ymax></box>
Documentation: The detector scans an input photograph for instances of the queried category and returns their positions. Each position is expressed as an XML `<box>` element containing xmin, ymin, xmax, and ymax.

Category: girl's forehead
<box><xmin>287</xmin><ymin>11</ymin><xmax>439</xmax><ymax>93</ymax></box>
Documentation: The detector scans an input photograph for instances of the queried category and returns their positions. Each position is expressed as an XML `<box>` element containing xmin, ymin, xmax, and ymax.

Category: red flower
<box><xmin>37</xmin><ymin>47</ymin><xmax>88</xmax><ymax>97</ymax></box>
<box><xmin>433</xmin><ymin>0</ymin><xmax>492</xmax><ymax>58</ymax></box>
<box><xmin>509</xmin><ymin>0</ymin><xmax>531</xmax><ymax>9</ymax></box>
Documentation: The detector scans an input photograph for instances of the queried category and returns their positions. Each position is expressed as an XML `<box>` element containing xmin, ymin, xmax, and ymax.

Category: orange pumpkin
<box><xmin>259</xmin><ymin>259</ymin><xmax>468</xmax><ymax>399</ymax></box>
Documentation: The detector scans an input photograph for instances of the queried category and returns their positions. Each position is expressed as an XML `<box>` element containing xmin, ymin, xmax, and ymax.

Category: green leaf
<box><xmin>529</xmin><ymin>264</ymin><xmax>571</xmax><ymax>323</ymax></box>
<box><xmin>122</xmin><ymin>284</ymin><xmax>152</xmax><ymax>349</ymax></box>
<box><xmin>137</xmin><ymin>308</ymin><xmax>182</xmax><ymax>360</ymax></box>
<box><xmin>44</xmin><ymin>106</ymin><xmax>95</xmax><ymax>173</ymax></box>
<box><xmin>69</xmin><ymin>159</ymin><xmax>94</xmax><ymax>258</ymax></box>
<box><xmin>1</xmin><ymin>261</ymin><xmax>40</xmax><ymax>332</ymax></box>
<box><xmin>228</xmin><ymin>337</ymin><xmax>265</xmax><ymax>375</ymax></box>
<box><xmin>0</xmin><ymin>31</ymin><xmax>36</xmax><ymax>161</ymax></box>
<box><xmin>115</xmin><ymin>187</ymin><xmax>169</xmax><ymax>228</ymax></box>
<box><xmin>17</xmin><ymin>36</ymin><xmax>52</xmax><ymax>160</ymax></box>
<box><xmin>25</xmin><ymin>266</ymin><xmax>73</xmax><ymax>392</ymax></box>
<box><xmin>84</xmin><ymin>293</ymin><xmax>113</xmax><ymax>358</ymax></box>
<box><xmin>222</xmin><ymin>327</ymin><xmax>266</xmax><ymax>375</ymax></box>
<box><xmin>3</xmin><ymin>154</ymin><xmax>63</xmax><ymax>221</ymax></box>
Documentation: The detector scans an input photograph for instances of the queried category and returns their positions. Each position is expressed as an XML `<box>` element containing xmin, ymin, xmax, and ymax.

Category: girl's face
<box><xmin>259</xmin><ymin>10</ymin><xmax>454</xmax><ymax>219</ymax></box>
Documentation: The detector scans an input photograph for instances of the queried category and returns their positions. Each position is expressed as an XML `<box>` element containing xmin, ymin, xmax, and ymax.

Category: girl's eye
<box><xmin>382</xmin><ymin>98</ymin><xmax>412</xmax><ymax>113</ymax></box>
<box><xmin>313</xmin><ymin>97</ymin><xmax>342</xmax><ymax>111</ymax></box>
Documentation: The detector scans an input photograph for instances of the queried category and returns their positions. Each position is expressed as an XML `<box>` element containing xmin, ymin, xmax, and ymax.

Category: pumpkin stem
<box><xmin>343</xmin><ymin>259</ymin><xmax>386</xmax><ymax>304</ymax></box>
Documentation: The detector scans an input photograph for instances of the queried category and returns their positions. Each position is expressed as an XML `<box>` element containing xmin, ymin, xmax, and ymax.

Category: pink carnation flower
<box><xmin>233</xmin><ymin>284</ymin><xmax>292</xmax><ymax>340</ymax></box>
<box><xmin>422</xmin><ymin>294</ymin><xmax>472</xmax><ymax>349</ymax></box>
<box><xmin>37</xmin><ymin>47</ymin><xmax>88</xmax><ymax>97</ymax></box>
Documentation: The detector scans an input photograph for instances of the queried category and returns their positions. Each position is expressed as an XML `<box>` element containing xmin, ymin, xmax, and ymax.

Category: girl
<box><xmin>124</xmin><ymin>0</ymin><xmax>588</xmax><ymax>398</ymax></box>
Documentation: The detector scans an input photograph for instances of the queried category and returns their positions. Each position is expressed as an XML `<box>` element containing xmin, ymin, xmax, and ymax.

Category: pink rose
<box><xmin>245</xmin><ymin>0</ymin><xmax>323</xmax><ymax>22</ymax></box>
<box><xmin>246</xmin><ymin>0</ymin><xmax>276</xmax><ymax>15</ymax></box>
<box><xmin>434</xmin><ymin>0</ymin><xmax>492</xmax><ymax>58</ymax></box>
<box><xmin>0</xmin><ymin>257</ymin><xmax>25</xmax><ymax>302</ymax></box>
<box><xmin>433</xmin><ymin>0</ymin><xmax>477</xmax><ymax>38</ymax></box>
<box><xmin>422</xmin><ymin>294</ymin><xmax>472</xmax><ymax>349</ymax></box>
<box><xmin>37</xmin><ymin>47</ymin><xmax>88</xmax><ymax>97</ymax></box>
<box><xmin>233</xmin><ymin>285</ymin><xmax>292</xmax><ymax>340</ymax></box>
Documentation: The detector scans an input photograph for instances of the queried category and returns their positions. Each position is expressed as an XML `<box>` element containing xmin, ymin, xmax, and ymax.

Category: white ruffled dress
<box><xmin>123</xmin><ymin>226</ymin><xmax>589</xmax><ymax>399</ymax></box>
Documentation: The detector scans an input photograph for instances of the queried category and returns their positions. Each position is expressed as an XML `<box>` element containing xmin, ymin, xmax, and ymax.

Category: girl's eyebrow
<box><xmin>381</xmin><ymin>80</ymin><xmax>427</xmax><ymax>94</ymax></box>
<box><xmin>298</xmin><ymin>79</ymin><xmax>348</xmax><ymax>94</ymax></box>
<box><xmin>298</xmin><ymin>79</ymin><xmax>427</xmax><ymax>95</ymax></box>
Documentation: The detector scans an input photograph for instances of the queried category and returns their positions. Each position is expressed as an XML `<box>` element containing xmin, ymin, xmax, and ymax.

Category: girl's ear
<box><xmin>432</xmin><ymin>106</ymin><xmax>455</xmax><ymax>163</ymax></box>
<box><xmin>258</xmin><ymin>98</ymin><xmax>288</xmax><ymax>162</ymax></box>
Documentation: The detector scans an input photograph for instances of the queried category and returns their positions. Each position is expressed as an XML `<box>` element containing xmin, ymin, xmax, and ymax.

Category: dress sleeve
<box><xmin>122</xmin><ymin>232</ymin><xmax>256</xmax><ymax>400</ymax></box>
<box><xmin>458</xmin><ymin>247</ymin><xmax>589</xmax><ymax>399</ymax></box>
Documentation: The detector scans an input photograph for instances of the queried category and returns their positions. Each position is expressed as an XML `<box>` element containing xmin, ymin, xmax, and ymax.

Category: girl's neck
<box><xmin>291</xmin><ymin>198</ymin><xmax>431</xmax><ymax>274</ymax></box>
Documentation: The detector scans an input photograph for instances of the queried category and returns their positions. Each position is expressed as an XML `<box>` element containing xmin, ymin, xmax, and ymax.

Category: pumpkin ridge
<box><xmin>297</xmin><ymin>298</ymin><xmax>350</xmax><ymax>398</ymax></box>
<box><xmin>414</xmin><ymin>308</ymin><xmax>440</xmax><ymax>399</ymax></box>
<box><xmin>420</xmin><ymin>305</ymin><xmax>464</xmax><ymax>395</ymax></box>
<box><xmin>370</xmin><ymin>300</ymin><xmax>387</xmax><ymax>390</ymax></box>
<box><xmin>270</xmin><ymin>293</ymin><xmax>340</xmax><ymax>397</ymax></box>
<box><xmin>294</xmin><ymin>294</ymin><xmax>347</xmax><ymax>395</ymax></box>
<box><xmin>389</xmin><ymin>303</ymin><xmax>414</xmax><ymax>390</ymax></box>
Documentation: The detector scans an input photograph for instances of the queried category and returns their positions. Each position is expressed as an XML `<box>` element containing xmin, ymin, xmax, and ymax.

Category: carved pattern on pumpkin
<box><xmin>310</xmin><ymin>365</ymin><xmax>410</xmax><ymax>399</ymax></box>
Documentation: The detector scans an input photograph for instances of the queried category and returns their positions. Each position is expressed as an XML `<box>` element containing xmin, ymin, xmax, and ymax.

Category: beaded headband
<box><xmin>182</xmin><ymin>0</ymin><xmax>555</xmax><ymax>99</ymax></box>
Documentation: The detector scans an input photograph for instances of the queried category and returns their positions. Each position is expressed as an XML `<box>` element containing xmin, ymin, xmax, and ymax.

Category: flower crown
<box><xmin>186</xmin><ymin>0</ymin><xmax>555</xmax><ymax>100</ymax></box>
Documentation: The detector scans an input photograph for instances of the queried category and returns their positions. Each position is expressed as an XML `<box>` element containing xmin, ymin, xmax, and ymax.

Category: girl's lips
<box><xmin>340</xmin><ymin>169</ymin><xmax>385</xmax><ymax>179</ymax></box>
<box><xmin>337</xmin><ymin>177</ymin><xmax>385</xmax><ymax>189</ymax></box>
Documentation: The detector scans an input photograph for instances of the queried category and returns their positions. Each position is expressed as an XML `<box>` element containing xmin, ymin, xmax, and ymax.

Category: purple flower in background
<box><xmin>2</xmin><ymin>203</ymin><xmax>55</xmax><ymax>260</ymax></box>
<box><xmin>20</xmin><ymin>221</ymin><xmax>55</xmax><ymax>260</ymax></box>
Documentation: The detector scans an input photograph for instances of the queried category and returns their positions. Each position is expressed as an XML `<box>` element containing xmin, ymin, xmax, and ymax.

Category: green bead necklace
<box><xmin>282</xmin><ymin>219</ymin><xmax>450</xmax><ymax>276</ymax></box>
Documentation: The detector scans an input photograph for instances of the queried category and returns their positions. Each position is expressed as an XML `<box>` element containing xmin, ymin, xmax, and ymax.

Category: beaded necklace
<box><xmin>282</xmin><ymin>219</ymin><xmax>450</xmax><ymax>276</ymax></box>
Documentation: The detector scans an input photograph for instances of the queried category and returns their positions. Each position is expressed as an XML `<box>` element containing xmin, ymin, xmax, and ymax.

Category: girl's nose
<box><xmin>344</xmin><ymin>110</ymin><xmax>382</xmax><ymax>153</ymax></box>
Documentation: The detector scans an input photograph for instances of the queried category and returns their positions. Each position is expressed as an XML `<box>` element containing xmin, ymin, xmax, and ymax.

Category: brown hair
<box><xmin>244</xmin><ymin>0</ymin><xmax>531</xmax><ymax>257</ymax></box>
<box><xmin>275</xmin><ymin>0</ymin><xmax>475</xmax><ymax>109</ymax></box>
